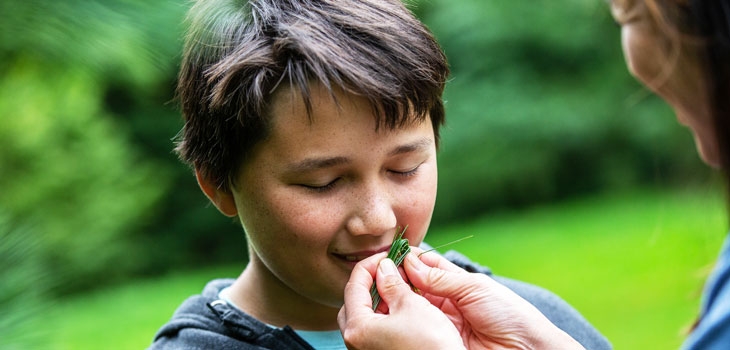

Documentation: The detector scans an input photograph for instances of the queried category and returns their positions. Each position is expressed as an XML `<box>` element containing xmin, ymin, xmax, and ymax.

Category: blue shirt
<box><xmin>219</xmin><ymin>287</ymin><xmax>346</xmax><ymax>349</ymax></box>
<box><xmin>294</xmin><ymin>330</ymin><xmax>346</xmax><ymax>350</ymax></box>
<box><xmin>683</xmin><ymin>235</ymin><xmax>730</xmax><ymax>350</ymax></box>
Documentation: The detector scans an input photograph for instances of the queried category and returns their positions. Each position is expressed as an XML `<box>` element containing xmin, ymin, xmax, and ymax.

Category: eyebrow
<box><xmin>387</xmin><ymin>137</ymin><xmax>434</xmax><ymax>157</ymax></box>
<box><xmin>286</xmin><ymin>138</ymin><xmax>434</xmax><ymax>173</ymax></box>
<box><xmin>286</xmin><ymin>156</ymin><xmax>349</xmax><ymax>173</ymax></box>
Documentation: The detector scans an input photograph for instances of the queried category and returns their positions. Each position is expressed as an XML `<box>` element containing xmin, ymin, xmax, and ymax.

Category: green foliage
<box><xmin>0</xmin><ymin>0</ymin><xmax>188</xmax><ymax>294</ymax></box>
<box><xmin>0</xmin><ymin>213</ymin><xmax>50</xmax><ymax>349</ymax></box>
<box><xmin>412</xmin><ymin>0</ymin><xmax>710</xmax><ymax>224</ymax></box>
<box><xmin>0</xmin><ymin>60</ymin><xmax>168</xmax><ymax>292</ymax></box>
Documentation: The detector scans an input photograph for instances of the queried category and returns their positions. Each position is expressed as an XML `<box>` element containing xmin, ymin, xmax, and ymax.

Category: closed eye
<box><xmin>390</xmin><ymin>164</ymin><xmax>421</xmax><ymax>178</ymax></box>
<box><xmin>300</xmin><ymin>178</ymin><xmax>340</xmax><ymax>193</ymax></box>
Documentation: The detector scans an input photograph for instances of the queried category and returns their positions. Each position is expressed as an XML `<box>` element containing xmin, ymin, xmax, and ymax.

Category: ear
<box><xmin>195</xmin><ymin>170</ymin><xmax>238</xmax><ymax>217</ymax></box>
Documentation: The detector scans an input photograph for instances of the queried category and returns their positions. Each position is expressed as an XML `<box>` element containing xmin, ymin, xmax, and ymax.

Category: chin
<box><xmin>700</xmin><ymin>153</ymin><xmax>722</xmax><ymax>169</ymax></box>
<box><xmin>696</xmin><ymin>139</ymin><xmax>722</xmax><ymax>169</ymax></box>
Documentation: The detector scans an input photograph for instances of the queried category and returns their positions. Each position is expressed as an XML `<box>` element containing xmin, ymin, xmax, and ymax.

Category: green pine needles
<box><xmin>368</xmin><ymin>227</ymin><xmax>474</xmax><ymax>311</ymax></box>
<box><xmin>370</xmin><ymin>225</ymin><xmax>410</xmax><ymax>310</ymax></box>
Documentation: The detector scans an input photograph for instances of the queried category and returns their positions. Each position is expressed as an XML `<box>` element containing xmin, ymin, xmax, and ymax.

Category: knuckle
<box><xmin>341</xmin><ymin>328</ymin><xmax>365</xmax><ymax>349</ymax></box>
<box><xmin>426</xmin><ymin>266</ymin><xmax>448</xmax><ymax>284</ymax></box>
<box><xmin>380</xmin><ymin>275</ymin><xmax>406</xmax><ymax>293</ymax></box>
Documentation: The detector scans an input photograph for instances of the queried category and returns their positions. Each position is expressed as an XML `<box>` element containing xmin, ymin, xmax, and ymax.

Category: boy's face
<box><xmin>226</xmin><ymin>83</ymin><xmax>438</xmax><ymax>309</ymax></box>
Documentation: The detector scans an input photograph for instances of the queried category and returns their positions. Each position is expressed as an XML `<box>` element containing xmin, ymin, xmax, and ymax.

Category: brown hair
<box><xmin>636</xmin><ymin>0</ymin><xmax>730</xmax><ymax>171</ymax></box>
<box><xmin>174</xmin><ymin>0</ymin><xmax>449</xmax><ymax>191</ymax></box>
<box><xmin>689</xmin><ymin>0</ymin><xmax>730</xmax><ymax>170</ymax></box>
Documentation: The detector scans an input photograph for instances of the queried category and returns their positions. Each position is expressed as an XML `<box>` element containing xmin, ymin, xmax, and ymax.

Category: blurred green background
<box><xmin>1</xmin><ymin>0</ymin><xmax>725</xmax><ymax>349</ymax></box>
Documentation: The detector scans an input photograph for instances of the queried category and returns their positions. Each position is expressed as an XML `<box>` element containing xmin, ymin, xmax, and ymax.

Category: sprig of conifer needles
<box><xmin>369</xmin><ymin>228</ymin><xmax>474</xmax><ymax>310</ymax></box>
<box><xmin>370</xmin><ymin>226</ymin><xmax>410</xmax><ymax>310</ymax></box>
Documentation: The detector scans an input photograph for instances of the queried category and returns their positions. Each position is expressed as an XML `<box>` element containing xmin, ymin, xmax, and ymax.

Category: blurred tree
<box><xmin>0</xmin><ymin>0</ymin><xmax>715</xmax><ymax>296</ymax></box>
<box><xmin>0</xmin><ymin>0</ymin><xmax>248</xmax><ymax>293</ymax></box>
<box><xmin>0</xmin><ymin>212</ymin><xmax>49</xmax><ymax>348</ymax></box>
<box><xmin>412</xmin><ymin>0</ymin><xmax>710</xmax><ymax>224</ymax></box>
<box><xmin>0</xmin><ymin>0</ymin><xmax>190</xmax><ymax>293</ymax></box>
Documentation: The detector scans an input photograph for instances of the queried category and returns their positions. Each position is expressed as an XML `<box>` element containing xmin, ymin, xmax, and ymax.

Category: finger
<box><xmin>403</xmin><ymin>253</ymin><xmax>485</xmax><ymax>300</ymax></box>
<box><xmin>374</xmin><ymin>258</ymin><xmax>419</xmax><ymax>311</ymax></box>
<box><xmin>336</xmin><ymin>301</ymin><xmax>348</xmax><ymax>329</ymax></box>
<box><xmin>409</xmin><ymin>249</ymin><xmax>465</xmax><ymax>273</ymax></box>
<box><xmin>339</xmin><ymin>260</ymin><xmax>382</xmax><ymax>328</ymax></box>
<box><xmin>353</xmin><ymin>251</ymin><xmax>389</xmax><ymax>276</ymax></box>
<box><xmin>339</xmin><ymin>252</ymin><xmax>389</xmax><ymax>323</ymax></box>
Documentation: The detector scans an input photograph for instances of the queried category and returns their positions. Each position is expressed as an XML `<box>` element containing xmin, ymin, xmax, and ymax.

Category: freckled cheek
<box><xmin>623</xmin><ymin>26</ymin><xmax>665</xmax><ymax>87</ymax></box>
<box><xmin>267</xmin><ymin>194</ymin><xmax>344</xmax><ymax>243</ymax></box>
<box><xmin>400</xmin><ymin>174</ymin><xmax>438</xmax><ymax>244</ymax></box>
<box><xmin>623</xmin><ymin>31</ymin><xmax>646</xmax><ymax>79</ymax></box>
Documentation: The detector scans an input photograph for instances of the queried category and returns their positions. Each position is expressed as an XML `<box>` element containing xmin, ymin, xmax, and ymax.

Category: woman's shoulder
<box><xmin>683</xmin><ymin>235</ymin><xmax>730</xmax><ymax>349</ymax></box>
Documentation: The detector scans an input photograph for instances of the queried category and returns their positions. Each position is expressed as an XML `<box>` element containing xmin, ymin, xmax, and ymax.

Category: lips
<box><xmin>333</xmin><ymin>246</ymin><xmax>390</xmax><ymax>263</ymax></box>
<box><xmin>335</xmin><ymin>254</ymin><xmax>371</xmax><ymax>262</ymax></box>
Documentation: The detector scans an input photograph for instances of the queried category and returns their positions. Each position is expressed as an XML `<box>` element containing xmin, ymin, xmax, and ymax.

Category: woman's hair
<box><xmin>642</xmin><ymin>0</ymin><xmax>730</xmax><ymax>174</ymax></box>
<box><xmin>689</xmin><ymin>0</ymin><xmax>730</xmax><ymax>170</ymax></box>
<box><xmin>174</xmin><ymin>0</ymin><xmax>449</xmax><ymax>191</ymax></box>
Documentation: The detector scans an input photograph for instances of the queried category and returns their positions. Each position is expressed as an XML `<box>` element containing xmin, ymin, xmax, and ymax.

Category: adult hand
<box><xmin>338</xmin><ymin>252</ymin><xmax>466</xmax><ymax>350</ymax></box>
<box><xmin>339</xmin><ymin>249</ymin><xmax>585</xmax><ymax>350</ymax></box>
<box><xmin>400</xmin><ymin>249</ymin><xmax>585</xmax><ymax>349</ymax></box>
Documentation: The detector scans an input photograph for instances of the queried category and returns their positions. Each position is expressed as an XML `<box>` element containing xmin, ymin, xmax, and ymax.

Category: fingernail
<box><xmin>379</xmin><ymin>258</ymin><xmax>397</xmax><ymax>276</ymax></box>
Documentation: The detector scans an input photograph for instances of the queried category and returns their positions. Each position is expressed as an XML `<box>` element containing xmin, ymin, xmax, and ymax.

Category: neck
<box><xmin>226</xmin><ymin>256</ymin><xmax>340</xmax><ymax>331</ymax></box>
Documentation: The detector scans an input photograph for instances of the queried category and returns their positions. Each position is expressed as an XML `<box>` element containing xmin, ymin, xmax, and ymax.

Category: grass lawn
<box><xmin>40</xmin><ymin>265</ymin><xmax>242</xmax><ymax>350</ymax></box>
<box><xmin>430</xmin><ymin>185</ymin><xmax>726</xmax><ymax>349</ymax></box>
<box><xmin>40</xmin><ymin>186</ymin><xmax>725</xmax><ymax>349</ymax></box>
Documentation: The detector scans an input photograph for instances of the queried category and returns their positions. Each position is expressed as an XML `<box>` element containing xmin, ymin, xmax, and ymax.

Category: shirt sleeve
<box><xmin>683</xmin><ymin>235</ymin><xmax>730</xmax><ymax>350</ymax></box>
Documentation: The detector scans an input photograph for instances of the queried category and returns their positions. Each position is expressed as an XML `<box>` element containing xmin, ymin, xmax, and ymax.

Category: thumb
<box><xmin>374</xmin><ymin>258</ymin><xmax>416</xmax><ymax>310</ymax></box>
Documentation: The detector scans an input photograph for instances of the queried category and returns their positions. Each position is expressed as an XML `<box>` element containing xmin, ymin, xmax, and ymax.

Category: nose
<box><xmin>345</xmin><ymin>181</ymin><xmax>397</xmax><ymax>237</ymax></box>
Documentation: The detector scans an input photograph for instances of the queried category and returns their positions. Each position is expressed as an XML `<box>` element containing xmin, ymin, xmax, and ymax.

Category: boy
<box><xmin>150</xmin><ymin>0</ymin><xmax>611</xmax><ymax>349</ymax></box>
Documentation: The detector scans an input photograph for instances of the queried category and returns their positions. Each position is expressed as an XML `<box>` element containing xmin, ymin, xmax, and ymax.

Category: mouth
<box><xmin>332</xmin><ymin>246</ymin><xmax>391</xmax><ymax>264</ymax></box>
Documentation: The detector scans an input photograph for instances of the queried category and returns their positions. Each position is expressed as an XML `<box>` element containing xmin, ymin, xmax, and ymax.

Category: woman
<box><xmin>338</xmin><ymin>0</ymin><xmax>730</xmax><ymax>348</ymax></box>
